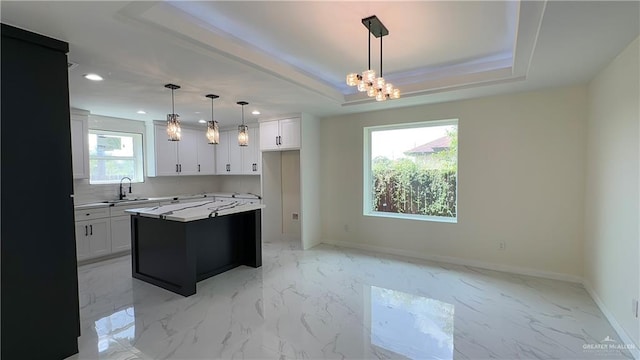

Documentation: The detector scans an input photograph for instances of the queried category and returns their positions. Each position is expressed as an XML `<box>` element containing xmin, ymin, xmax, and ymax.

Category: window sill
<box><xmin>89</xmin><ymin>180</ymin><xmax>145</xmax><ymax>185</ymax></box>
<box><xmin>364</xmin><ymin>211</ymin><xmax>457</xmax><ymax>223</ymax></box>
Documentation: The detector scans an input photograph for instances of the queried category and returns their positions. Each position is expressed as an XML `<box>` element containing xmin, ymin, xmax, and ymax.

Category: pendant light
<box><xmin>205</xmin><ymin>94</ymin><xmax>220</xmax><ymax>144</ymax></box>
<box><xmin>165</xmin><ymin>84</ymin><xmax>181</xmax><ymax>141</ymax></box>
<box><xmin>237</xmin><ymin>101</ymin><xmax>249</xmax><ymax>147</ymax></box>
<box><xmin>346</xmin><ymin>15</ymin><xmax>400</xmax><ymax>101</ymax></box>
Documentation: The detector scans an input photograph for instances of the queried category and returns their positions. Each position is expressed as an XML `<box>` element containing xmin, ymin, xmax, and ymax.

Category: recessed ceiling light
<box><xmin>198</xmin><ymin>119</ymin><xmax>207</xmax><ymax>124</ymax></box>
<box><xmin>251</xmin><ymin>110</ymin><xmax>260</xmax><ymax>115</ymax></box>
<box><xmin>83</xmin><ymin>73</ymin><xmax>103</xmax><ymax>81</ymax></box>
<box><xmin>136</xmin><ymin>110</ymin><xmax>147</xmax><ymax>114</ymax></box>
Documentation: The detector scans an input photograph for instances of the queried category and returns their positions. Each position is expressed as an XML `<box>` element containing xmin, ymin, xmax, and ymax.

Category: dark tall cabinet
<box><xmin>1</xmin><ymin>24</ymin><xmax>80</xmax><ymax>359</ymax></box>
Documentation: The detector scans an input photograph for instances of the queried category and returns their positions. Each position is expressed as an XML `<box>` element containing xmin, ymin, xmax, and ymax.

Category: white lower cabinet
<box><xmin>75</xmin><ymin>202</ymin><xmax>161</xmax><ymax>262</ymax></box>
<box><xmin>75</xmin><ymin>217</ymin><xmax>111</xmax><ymax>261</ymax></box>
<box><xmin>110</xmin><ymin>216</ymin><xmax>131</xmax><ymax>252</ymax></box>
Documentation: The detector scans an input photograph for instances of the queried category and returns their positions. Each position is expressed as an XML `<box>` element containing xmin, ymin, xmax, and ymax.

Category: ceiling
<box><xmin>1</xmin><ymin>1</ymin><xmax>638</xmax><ymax>128</ymax></box>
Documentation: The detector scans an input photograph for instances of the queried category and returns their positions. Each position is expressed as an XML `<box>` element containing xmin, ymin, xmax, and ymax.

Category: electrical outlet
<box><xmin>498</xmin><ymin>241</ymin><xmax>506</xmax><ymax>250</ymax></box>
<box><xmin>633</xmin><ymin>298</ymin><xmax>638</xmax><ymax>318</ymax></box>
<box><xmin>292</xmin><ymin>213</ymin><xmax>299</xmax><ymax>220</ymax></box>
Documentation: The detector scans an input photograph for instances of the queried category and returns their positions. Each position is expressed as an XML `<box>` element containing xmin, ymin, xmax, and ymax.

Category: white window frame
<box><xmin>363</xmin><ymin>119</ymin><xmax>458</xmax><ymax>223</ymax></box>
<box><xmin>88</xmin><ymin>129</ymin><xmax>145</xmax><ymax>184</ymax></box>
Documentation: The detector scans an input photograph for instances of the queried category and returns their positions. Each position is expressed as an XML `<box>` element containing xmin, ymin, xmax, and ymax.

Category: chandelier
<box><xmin>237</xmin><ymin>101</ymin><xmax>249</xmax><ymax>146</ymax></box>
<box><xmin>346</xmin><ymin>15</ymin><xmax>400</xmax><ymax>101</ymax></box>
<box><xmin>165</xmin><ymin>83</ymin><xmax>181</xmax><ymax>141</ymax></box>
<box><xmin>205</xmin><ymin>94</ymin><xmax>220</xmax><ymax>144</ymax></box>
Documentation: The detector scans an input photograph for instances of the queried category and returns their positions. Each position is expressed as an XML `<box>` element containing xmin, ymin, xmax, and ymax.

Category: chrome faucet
<box><xmin>119</xmin><ymin>177</ymin><xmax>132</xmax><ymax>200</ymax></box>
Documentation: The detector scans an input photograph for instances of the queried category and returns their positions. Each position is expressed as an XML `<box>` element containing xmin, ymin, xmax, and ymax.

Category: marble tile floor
<box><xmin>66</xmin><ymin>240</ymin><xmax>633</xmax><ymax>360</ymax></box>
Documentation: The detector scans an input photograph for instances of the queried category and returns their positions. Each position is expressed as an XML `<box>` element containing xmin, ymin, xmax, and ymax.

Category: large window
<box><xmin>364</xmin><ymin>120</ymin><xmax>458</xmax><ymax>222</ymax></box>
<box><xmin>89</xmin><ymin>130</ymin><xmax>144</xmax><ymax>184</ymax></box>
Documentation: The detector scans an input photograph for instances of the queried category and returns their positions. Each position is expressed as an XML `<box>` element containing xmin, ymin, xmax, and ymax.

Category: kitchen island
<box><xmin>126</xmin><ymin>199</ymin><xmax>264</xmax><ymax>296</ymax></box>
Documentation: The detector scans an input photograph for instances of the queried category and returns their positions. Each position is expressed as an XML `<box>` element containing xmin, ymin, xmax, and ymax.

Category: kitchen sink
<box><xmin>101</xmin><ymin>198</ymin><xmax>149</xmax><ymax>204</ymax></box>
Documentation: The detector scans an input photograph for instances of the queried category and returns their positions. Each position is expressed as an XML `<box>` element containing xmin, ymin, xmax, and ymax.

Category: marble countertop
<box><xmin>74</xmin><ymin>192</ymin><xmax>261</xmax><ymax>211</ymax></box>
<box><xmin>125</xmin><ymin>199</ymin><xmax>265</xmax><ymax>222</ymax></box>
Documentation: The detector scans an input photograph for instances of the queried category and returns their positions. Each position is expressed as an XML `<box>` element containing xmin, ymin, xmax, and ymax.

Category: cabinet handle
<box><xmin>84</xmin><ymin>225</ymin><xmax>88</xmax><ymax>236</ymax></box>
<box><xmin>90</xmin><ymin>224</ymin><xmax>93</xmax><ymax>236</ymax></box>
<box><xmin>179</xmin><ymin>164</ymin><xmax>182</xmax><ymax>172</ymax></box>
<box><xmin>198</xmin><ymin>164</ymin><xmax>201</xmax><ymax>172</ymax></box>
<box><xmin>275</xmin><ymin>136</ymin><xmax>279</xmax><ymax>146</ymax></box>
<box><xmin>176</xmin><ymin>164</ymin><xmax>179</xmax><ymax>173</ymax></box>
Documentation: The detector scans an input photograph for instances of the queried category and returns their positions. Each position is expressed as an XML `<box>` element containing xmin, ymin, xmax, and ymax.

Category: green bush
<box><xmin>372</xmin><ymin>157</ymin><xmax>457</xmax><ymax>217</ymax></box>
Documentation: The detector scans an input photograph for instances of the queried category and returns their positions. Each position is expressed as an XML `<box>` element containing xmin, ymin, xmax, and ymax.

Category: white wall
<box><xmin>300</xmin><ymin>113</ymin><xmax>323</xmax><ymax>249</ymax></box>
<box><xmin>584</xmin><ymin>37</ymin><xmax>639</xmax><ymax>349</ymax></box>
<box><xmin>320</xmin><ymin>86</ymin><xmax>587</xmax><ymax>279</ymax></box>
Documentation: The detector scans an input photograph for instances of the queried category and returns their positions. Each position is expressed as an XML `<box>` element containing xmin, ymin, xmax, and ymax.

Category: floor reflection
<box><xmin>370</xmin><ymin>286</ymin><xmax>454</xmax><ymax>359</ymax></box>
<box><xmin>94</xmin><ymin>307</ymin><xmax>135</xmax><ymax>353</ymax></box>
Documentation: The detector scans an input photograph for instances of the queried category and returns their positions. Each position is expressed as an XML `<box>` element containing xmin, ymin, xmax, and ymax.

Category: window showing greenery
<box><xmin>364</xmin><ymin>120</ymin><xmax>458</xmax><ymax>221</ymax></box>
<box><xmin>89</xmin><ymin>130</ymin><xmax>144</xmax><ymax>184</ymax></box>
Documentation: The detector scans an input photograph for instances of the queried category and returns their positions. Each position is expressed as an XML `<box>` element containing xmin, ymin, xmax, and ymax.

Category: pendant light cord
<box><xmin>241</xmin><ymin>104</ymin><xmax>245</xmax><ymax>125</ymax></box>
<box><xmin>380</xmin><ymin>34</ymin><xmax>383</xmax><ymax>77</ymax></box>
<box><xmin>367</xmin><ymin>20</ymin><xmax>371</xmax><ymax>71</ymax></box>
<box><xmin>171</xmin><ymin>88</ymin><xmax>175</xmax><ymax>114</ymax></box>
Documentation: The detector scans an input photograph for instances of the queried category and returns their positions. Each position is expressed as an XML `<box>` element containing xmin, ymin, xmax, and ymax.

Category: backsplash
<box><xmin>73</xmin><ymin>175</ymin><xmax>260</xmax><ymax>204</ymax></box>
<box><xmin>216</xmin><ymin>176</ymin><xmax>261</xmax><ymax>196</ymax></box>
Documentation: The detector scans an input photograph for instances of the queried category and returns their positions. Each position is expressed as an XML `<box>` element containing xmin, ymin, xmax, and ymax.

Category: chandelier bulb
<box><xmin>346</xmin><ymin>73</ymin><xmax>359</xmax><ymax>86</ymax></box>
<box><xmin>362</xmin><ymin>69</ymin><xmax>376</xmax><ymax>83</ymax></box>
<box><xmin>357</xmin><ymin>80</ymin><xmax>367</xmax><ymax>92</ymax></box>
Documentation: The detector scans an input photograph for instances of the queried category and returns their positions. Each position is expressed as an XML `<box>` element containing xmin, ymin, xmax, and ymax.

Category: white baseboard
<box><xmin>583</xmin><ymin>280</ymin><xmax>639</xmax><ymax>360</ymax></box>
<box><xmin>322</xmin><ymin>239</ymin><xmax>583</xmax><ymax>283</ymax></box>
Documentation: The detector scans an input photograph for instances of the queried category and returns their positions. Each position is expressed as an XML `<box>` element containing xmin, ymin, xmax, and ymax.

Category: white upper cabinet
<box><xmin>177</xmin><ymin>128</ymin><xmax>199</xmax><ymax>175</ymax></box>
<box><xmin>216</xmin><ymin>128</ymin><xmax>260</xmax><ymax>175</ymax></box>
<box><xmin>216</xmin><ymin>130</ymin><xmax>243</xmax><ymax>175</ymax></box>
<box><xmin>259</xmin><ymin>121</ymin><xmax>279</xmax><ymax>151</ymax></box>
<box><xmin>215</xmin><ymin>130</ymin><xmax>231</xmax><ymax>174</ymax></box>
<box><xmin>196</xmin><ymin>132</ymin><xmax>216</xmax><ymax>175</ymax></box>
<box><xmin>70</xmin><ymin>109</ymin><xmax>89</xmax><ymax>179</ymax></box>
<box><xmin>242</xmin><ymin>127</ymin><xmax>261</xmax><ymax>174</ymax></box>
<box><xmin>279</xmin><ymin>118</ymin><xmax>301</xmax><ymax>149</ymax></box>
<box><xmin>259</xmin><ymin>117</ymin><xmax>300</xmax><ymax>151</ymax></box>
<box><xmin>148</xmin><ymin>123</ymin><xmax>217</xmax><ymax>176</ymax></box>
<box><xmin>153</xmin><ymin>124</ymin><xmax>179</xmax><ymax>176</ymax></box>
